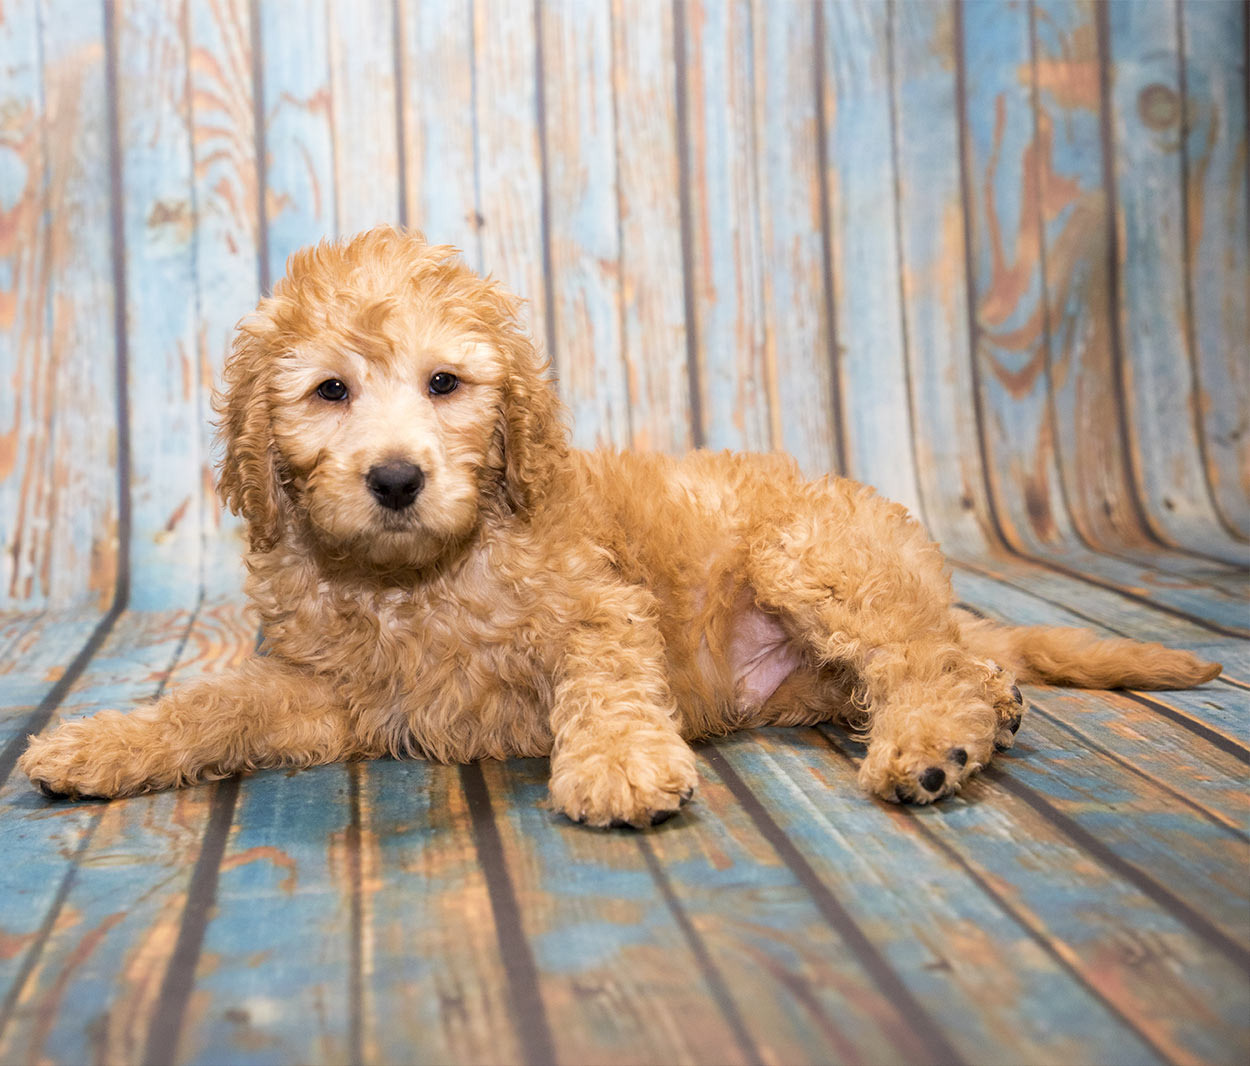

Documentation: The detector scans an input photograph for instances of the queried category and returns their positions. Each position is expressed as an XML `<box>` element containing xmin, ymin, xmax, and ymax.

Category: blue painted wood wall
<box><xmin>0</xmin><ymin>3</ymin><xmax>1247</xmax><ymax>1065</ymax></box>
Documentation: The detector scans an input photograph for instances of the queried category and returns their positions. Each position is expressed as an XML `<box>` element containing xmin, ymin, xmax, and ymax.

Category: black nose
<box><xmin>366</xmin><ymin>460</ymin><xmax>424</xmax><ymax>511</ymax></box>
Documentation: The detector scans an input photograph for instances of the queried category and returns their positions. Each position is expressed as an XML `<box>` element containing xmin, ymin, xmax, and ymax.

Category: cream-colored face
<box><xmin>269</xmin><ymin>319</ymin><xmax>507</xmax><ymax>569</ymax></box>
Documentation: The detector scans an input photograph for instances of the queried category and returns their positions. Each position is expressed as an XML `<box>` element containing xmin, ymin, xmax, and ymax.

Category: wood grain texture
<box><xmin>0</xmin><ymin>0</ymin><xmax>119</xmax><ymax>610</ymax></box>
<box><xmin>753</xmin><ymin>0</ymin><xmax>836</xmax><ymax>479</ymax></box>
<box><xmin>538</xmin><ymin>0</ymin><xmax>628</xmax><ymax>449</ymax></box>
<box><xmin>396</xmin><ymin>0</ymin><xmax>481</xmax><ymax>260</ymax></box>
<box><xmin>472</xmin><ymin>0</ymin><xmax>550</xmax><ymax>354</ymax></box>
<box><xmin>257</xmin><ymin>0</ymin><xmax>335</xmax><ymax>284</ymax></box>
<box><xmin>889</xmin><ymin>0</ymin><xmax>994</xmax><ymax>552</ymax></box>
<box><xmin>1180</xmin><ymin>0</ymin><xmax>1250</xmax><ymax>541</ymax></box>
<box><xmin>328</xmin><ymin>0</ymin><xmax>401</xmax><ymax>236</ymax></box>
<box><xmin>679</xmin><ymin>0</ymin><xmax>772</xmax><ymax>455</ymax></box>
<box><xmin>822</xmin><ymin>0</ymin><xmax>917</xmax><ymax>504</ymax></box>
<box><xmin>1106</xmin><ymin>0</ymin><xmax>1247</xmax><ymax>562</ymax></box>
<box><xmin>611</xmin><ymin>0</ymin><xmax>694</xmax><ymax>455</ymax></box>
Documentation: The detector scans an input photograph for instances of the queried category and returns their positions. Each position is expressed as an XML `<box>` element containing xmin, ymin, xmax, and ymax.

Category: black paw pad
<box><xmin>918</xmin><ymin>767</ymin><xmax>946</xmax><ymax>793</ymax></box>
<box><xmin>1008</xmin><ymin>713</ymin><xmax>1022</xmax><ymax>734</ymax></box>
<box><xmin>650</xmin><ymin>808</ymin><xmax>679</xmax><ymax>827</ymax></box>
<box><xmin>893</xmin><ymin>783</ymin><xmax>916</xmax><ymax>804</ymax></box>
<box><xmin>608</xmin><ymin>818</ymin><xmax>635</xmax><ymax>830</ymax></box>
<box><xmin>949</xmin><ymin>747</ymin><xmax>968</xmax><ymax>768</ymax></box>
<box><xmin>1010</xmin><ymin>684</ymin><xmax>1023</xmax><ymax>705</ymax></box>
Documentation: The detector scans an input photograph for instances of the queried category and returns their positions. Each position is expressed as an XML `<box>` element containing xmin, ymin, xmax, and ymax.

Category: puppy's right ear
<box><xmin>214</xmin><ymin>326</ymin><xmax>284</xmax><ymax>553</ymax></box>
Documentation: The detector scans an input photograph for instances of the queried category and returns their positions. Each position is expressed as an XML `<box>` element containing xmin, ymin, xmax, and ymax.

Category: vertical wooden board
<box><xmin>186</xmin><ymin>0</ymin><xmax>260</xmax><ymax>593</ymax></box>
<box><xmin>174</xmin><ymin>768</ymin><xmax>353</xmax><ymax>1066</ymax></box>
<box><xmin>481</xmin><ymin>756</ymin><xmax>922</xmax><ymax>1066</ymax></box>
<box><xmin>1107</xmin><ymin>0</ymin><xmax>1244</xmax><ymax>560</ymax></box>
<box><xmin>713</xmin><ymin>732</ymin><xmax>1167</xmax><ymax>1065</ymax></box>
<box><xmin>538</xmin><ymin>1</ymin><xmax>628</xmax><ymax>449</ymax></box>
<box><xmin>815</xmin><ymin>728</ymin><xmax>1250</xmax><ymax>1066</ymax></box>
<box><xmin>1180</xmin><ymin>0</ymin><xmax>1250</xmax><ymax>540</ymax></box>
<box><xmin>258</xmin><ymin>0</ymin><xmax>335</xmax><ymax>285</ymax></box>
<box><xmin>611</xmin><ymin>0</ymin><xmax>693</xmax><ymax>455</ymax></box>
<box><xmin>472</xmin><ymin>0</ymin><xmax>549</xmax><ymax>353</ymax></box>
<box><xmin>960</xmin><ymin>0</ymin><xmax>1075</xmax><ymax>551</ymax></box>
<box><xmin>680</xmin><ymin>0</ymin><xmax>772</xmax><ymax>454</ymax></box>
<box><xmin>360</xmin><ymin>760</ymin><xmax>524</xmax><ymax>1066</ymax></box>
<box><xmin>822</xmin><ymin>0</ymin><xmax>918</xmax><ymax>503</ymax></box>
<box><xmin>1031</xmin><ymin>0</ymin><xmax>1145</xmax><ymax>548</ymax></box>
<box><xmin>396</xmin><ymin>0</ymin><xmax>481</xmax><ymax>262</ymax></box>
<box><xmin>890</xmin><ymin>0</ymin><xmax>993</xmax><ymax>553</ymax></box>
<box><xmin>1</xmin><ymin>1</ymin><xmax>119</xmax><ymax>610</ymax></box>
<box><xmin>115</xmin><ymin>0</ymin><xmax>206</xmax><ymax>612</ymax></box>
<box><xmin>754</xmin><ymin>0</ymin><xmax>836</xmax><ymax>480</ymax></box>
<box><xmin>327</xmin><ymin>0</ymin><xmax>401</xmax><ymax>237</ymax></box>
<box><xmin>0</xmin><ymin>0</ymin><xmax>51</xmax><ymax>608</ymax></box>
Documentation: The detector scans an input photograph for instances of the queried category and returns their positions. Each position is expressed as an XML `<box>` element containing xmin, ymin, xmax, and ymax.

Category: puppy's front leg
<box><xmin>20</xmin><ymin>657</ymin><xmax>356</xmax><ymax>799</ymax></box>
<box><xmin>547</xmin><ymin>606</ymin><xmax>697</xmax><ymax>829</ymax></box>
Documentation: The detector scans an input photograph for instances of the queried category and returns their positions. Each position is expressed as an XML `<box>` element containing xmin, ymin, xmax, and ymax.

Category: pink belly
<box><xmin>728</xmin><ymin>605</ymin><xmax>802</xmax><ymax>707</ymax></box>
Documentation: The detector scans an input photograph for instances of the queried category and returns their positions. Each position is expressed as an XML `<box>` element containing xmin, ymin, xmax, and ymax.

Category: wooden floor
<box><xmin>2</xmin><ymin>0</ymin><xmax>1249</xmax><ymax>1063</ymax></box>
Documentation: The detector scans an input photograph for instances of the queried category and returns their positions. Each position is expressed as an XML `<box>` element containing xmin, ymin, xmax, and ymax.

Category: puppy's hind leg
<box><xmin>20</xmin><ymin>658</ymin><xmax>358</xmax><ymax>799</ymax></box>
<box><xmin>746</xmin><ymin>478</ymin><xmax>1017</xmax><ymax>803</ymax></box>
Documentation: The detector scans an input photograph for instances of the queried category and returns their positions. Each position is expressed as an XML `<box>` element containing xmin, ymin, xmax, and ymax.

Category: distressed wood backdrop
<box><xmin>1</xmin><ymin>1</ymin><xmax>1247</xmax><ymax>1065</ymax></box>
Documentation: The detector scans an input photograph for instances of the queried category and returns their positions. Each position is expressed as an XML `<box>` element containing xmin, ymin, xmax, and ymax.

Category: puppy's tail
<box><xmin>953</xmin><ymin>608</ymin><xmax>1222</xmax><ymax>689</ymax></box>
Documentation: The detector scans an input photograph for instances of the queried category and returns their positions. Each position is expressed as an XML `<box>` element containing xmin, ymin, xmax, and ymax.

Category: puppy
<box><xmin>21</xmin><ymin>227</ymin><xmax>1221</xmax><ymax>827</ymax></box>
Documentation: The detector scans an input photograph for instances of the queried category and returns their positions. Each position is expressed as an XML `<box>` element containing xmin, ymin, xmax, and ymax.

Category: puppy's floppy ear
<box><xmin>498</xmin><ymin>331</ymin><xmax>568</xmax><ymax>516</ymax></box>
<box><xmin>214</xmin><ymin>325</ymin><xmax>284</xmax><ymax>552</ymax></box>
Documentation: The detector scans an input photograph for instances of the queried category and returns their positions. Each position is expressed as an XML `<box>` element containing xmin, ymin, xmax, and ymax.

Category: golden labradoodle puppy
<box><xmin>21</xmin><ymin>228</ymin><xmax>1221</xmax><ymax>827</ymax></box>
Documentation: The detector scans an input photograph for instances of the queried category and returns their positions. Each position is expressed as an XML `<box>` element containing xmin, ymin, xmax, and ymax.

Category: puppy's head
<box><xmin>215</xmin><ymin>227</ymin><xmax>566</xmax><ymax>569</ymax></box>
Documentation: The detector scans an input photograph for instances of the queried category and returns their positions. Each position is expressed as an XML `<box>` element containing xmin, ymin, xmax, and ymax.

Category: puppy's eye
<box><xmin>429</xmin><ymin>371</ymin><xmax>459</xmax><ymax>396</ymax></box>
<box><xmin>317</xmin><ymin>379</ymin><xmax>349</xmax><ymax>402</ymax></box>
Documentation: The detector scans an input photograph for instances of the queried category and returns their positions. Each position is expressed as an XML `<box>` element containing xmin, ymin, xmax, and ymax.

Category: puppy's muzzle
<box><xmin>366</xmin><ymin>460</ymin><xmax>425</xmax><ymax>511</ymax></box>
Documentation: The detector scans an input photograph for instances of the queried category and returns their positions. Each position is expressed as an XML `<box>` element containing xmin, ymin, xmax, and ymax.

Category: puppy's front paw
<box><xmin>549</xmin><ymin>729</ymin><xmax>698</xmax><ymax>829</ymax></box>
<box><xmin>20</xmin><ymin>712</ymin><xmax>154</xmax><ymax>800</ymax></box>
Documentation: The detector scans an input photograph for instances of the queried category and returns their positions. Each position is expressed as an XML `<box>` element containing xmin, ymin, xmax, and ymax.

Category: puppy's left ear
<box><xmin>214</xmin><ymin>325</ymin><xmax>285</xmax><ymax>552</ymax></box>
<box><xmin>497</xmin><ymin>329</ymin><xmax>568</xmax><ymax>517</ymax></box>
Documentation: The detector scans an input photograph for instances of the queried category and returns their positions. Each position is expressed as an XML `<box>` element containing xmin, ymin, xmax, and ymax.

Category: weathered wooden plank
<box><xmin>358</xmin><ymin>760</ymin><xmax>524</xmax><ymax>1066</ymax></box>
<box><xmin>1180</xmin><ymin>0</ymin><xmax>1250</xmax><ymax>541</ymax></box>
<box><xmin>950</xmin><ymin>544</ymin><xmax>1250</xmax><ymax>638</ymax></box>
<box><xmin>0</xmin><ymin>599</ymin><xmax>255</xmax><ymax>1066</ymax></box>
<box><xmin>257</xmin><ymin>0</ymin><xmax>335</xmax><ymax>284</ymax></box>
<box><xmin>472</xmin><ymin>0</ymin><xmax>549</xmax><ymax>353</ymax></box>
<box><xmin>754</xmin><ymin>0</ymin><xmax>836</xmax><ymax>479</ymax></box>
<box><xmin>538</xmin><ymin>0</ymin><xmax>628</xmax><ymax>449</ymax></box>
<box><xmin>395</xmin><ymin>0</ymin><xmax>480</xmax><ymax>260</ymax></box>
<box><xmin>1031</xmin><ymin>0</ymin><xmax>1146</xmax><ymax>549</ymax></box>
<box><xmin>679</xmin><ymin>0</ymin><xmax>772</xmax><ymax>455</ymax></box>
<box><xmin>836</xmin><ymin>729</ymin><xmax>1250</xmax><ymax>1066</ymax></box>
<box><xmin>716</xmin><ymin>730</ymin><xmax>1170</xmax><ymax>1065</ymax></box>
<box><xmin>115</xmin><ymin>0</ymin><xmax>207</xmax><ymax>612</ymax></box>
<box><xmin>0</xmin><ymin>610</ymin><xmax>111</xmax><ymax>714</ymax></box>
<box><xmin>482</xmin><ymin>754</ymin><xmax>931</xmax><ymax>1066</ymax></box>
<box><xmin>0</xmin><ymin>0</ymin><xmax>119</xmax><ymax>610</ymax></box>
<box><xmin>611</xmin><ymin>0</ymin><xmax>694</xmax><ymax>455</ymax></box>
<box><xmin>327</xmin><ymin>0</ymin><xmax>401</xmax><ymax>236</ymax></box>
<box><xmin>1106</xmin><ymin>0</ymin><xmax>1246</xmax><ymax>562</ymax></box>
<box><xmin>959</xmin><ymin>0</ymin><xmax>1075</xmax><ymax>551</ymax></box>
<box><xmin>823</xmin><ymin>0</ymin><xmax>918</xmax><ymax>503</ymax></box>
<box><xmin>186</xmin><ymin>0</ymin><xmax>260</xmax><ymax>591</ymax></box>
<box><xmin>174</xmin><ymin>764</ymin><xmax>354</xmax><ymax>1066</ymax></box>
<box><xmin>1026</xmin><ymin>689</ymin><xmax>1250</xmax><ymax>835</ymax></box>
<box><xmin>889</xmin><ymin>0</ymin><xmax>993</xmax><ymax>551</ymax></box>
